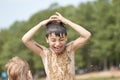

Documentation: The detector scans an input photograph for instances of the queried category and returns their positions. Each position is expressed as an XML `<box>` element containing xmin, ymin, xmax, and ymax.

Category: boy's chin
<box><xmin>55</xmin><ymin>51</ymin><xmax>63</xmax><ymax>55</ymax></box>
<box><xmin>54</xmin><ymin>49</ymin><xmax>65</xmax><ymax>55</ymax></box>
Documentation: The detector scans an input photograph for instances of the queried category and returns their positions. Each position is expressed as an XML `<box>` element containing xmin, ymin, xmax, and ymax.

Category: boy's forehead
<box><xmin>48</xmin><ymin>33</ymin><xmax>66</xmax><ymax>38</ymax></box>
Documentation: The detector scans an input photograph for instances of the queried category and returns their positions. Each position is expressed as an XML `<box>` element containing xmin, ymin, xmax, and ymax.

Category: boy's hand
<box><xmin>41</xmin><ymin>12</ymin><xmax>68</xmax><ymax>26</ymax></box>
<box><xmin>40</xmin><ymin>19</ymin><xmax>51</xmax><ymax>26</ymax></box>
<box><xmin>50</xmin><ymin>12</ymin><xmax>68</xmax><ymax>24</ymax></box>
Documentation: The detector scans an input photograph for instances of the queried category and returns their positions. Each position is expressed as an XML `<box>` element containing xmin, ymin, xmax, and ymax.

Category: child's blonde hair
<box><xmin>5</xmin><ymin>56</ymin><xmax>32</xmax><ymax>80</ymax></box>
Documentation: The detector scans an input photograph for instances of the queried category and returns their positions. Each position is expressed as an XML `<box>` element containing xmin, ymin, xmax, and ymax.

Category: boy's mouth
<box><xmin>52</xmin><ymin>45</ymin><xmax>64</xmax><ymax>53</ymax></box>
<box><xmin>54</xmin><ymin>46</ymin><xmax>62</xmax><ymax>51</ymax></box>
<box><xmin>50</xmin><ymin>46</ymin><xmax>65</xmax><ymax>55</ymax></box>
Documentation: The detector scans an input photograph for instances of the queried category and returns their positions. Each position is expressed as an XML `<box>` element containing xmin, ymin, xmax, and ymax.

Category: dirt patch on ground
<box><xmin>39</xmin><ymin>70</ymin><xmax>120</xmax><ymax>80</ymax></box>
<box><xmin>76</xmin><ymin>70</ymin><xmax>120</xmax><ymax>79</ymax></box>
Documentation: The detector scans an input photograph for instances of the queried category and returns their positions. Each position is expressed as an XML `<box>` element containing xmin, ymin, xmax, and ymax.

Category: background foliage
<box><xmin>0</xmin><ymin>0</ymin><xmax>120</xmax><ymax>76</ymax></box>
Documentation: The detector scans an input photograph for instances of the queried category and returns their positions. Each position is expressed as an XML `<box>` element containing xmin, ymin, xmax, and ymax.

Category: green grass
<box><xmin>38</xmin><ymin>76</ymin><xmax>120</xmax><ymax>80</ymax></box>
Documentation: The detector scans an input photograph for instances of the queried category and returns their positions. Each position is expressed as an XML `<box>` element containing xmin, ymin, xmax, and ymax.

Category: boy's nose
<box><xmin>55</xmin><ymin>41</ymin><xmax>60</xmax><ymax>46</ymax></box>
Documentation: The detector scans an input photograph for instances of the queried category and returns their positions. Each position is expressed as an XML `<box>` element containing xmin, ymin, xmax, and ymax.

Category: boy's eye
<box><xmin>60</xmin><ymin>38</ymin><xmax>64</xmax><ymax>41</ymax></box>
<box><xmin>51</xmin><ymin>39</ymin><xmax>56</xmax><ymax>42</ymax></box>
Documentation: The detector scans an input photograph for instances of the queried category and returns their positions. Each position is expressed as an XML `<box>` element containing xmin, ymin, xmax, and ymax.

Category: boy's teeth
<box><xmin>56</xmin><ymin>47</ymin><xmax>60</xmax><ymax>50</ymax></box>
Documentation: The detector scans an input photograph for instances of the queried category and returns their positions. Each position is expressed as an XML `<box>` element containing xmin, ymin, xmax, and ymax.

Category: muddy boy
<box><xmin>22</xmin><ymin>12</ymin><xmax>91</xmax><ymax>80</ymax></box>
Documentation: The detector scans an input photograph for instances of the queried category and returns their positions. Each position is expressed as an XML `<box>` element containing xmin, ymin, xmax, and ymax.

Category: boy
<box><xmin>5</xmin><ymin>56</ymin><xmax>33</xmax><ymax>80</ymax></box>
<box><xmin>22</xmin><ymin>12</ymin><xmax>91</xmax><ymax>80</ymax></box>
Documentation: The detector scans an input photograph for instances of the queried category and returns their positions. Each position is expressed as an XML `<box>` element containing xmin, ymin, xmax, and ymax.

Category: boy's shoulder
<box><xmin>66</xmin><ymin>41</ymin><xmax>74</xmax><ymax>53</ymax></box>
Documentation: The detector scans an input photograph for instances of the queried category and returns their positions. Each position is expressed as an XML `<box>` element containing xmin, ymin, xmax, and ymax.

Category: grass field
<box><xmin>37</xmin><ymin>70</ymin><xmax>120</xmax><ymax>80</ymax></box>
<box><xmin>76</xmin><ymin>77</ymin><xmax>120</xmax><ymax>80</ymax></box>
<box><xmin>75</xmin><ymin>70</ymin><xmax>120</xmax><ymax>80</ymax></box>
<box><xmin>39</xmin><ymin>77</ymin><xmax>120</xmax><ymax>80</ymax></box>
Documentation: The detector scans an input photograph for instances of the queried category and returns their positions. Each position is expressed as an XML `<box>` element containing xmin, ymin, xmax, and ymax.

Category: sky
<box><xmin>0</xmin><ymin>0</ymin><xmax>95</xmax><ymax>29</ymax></box>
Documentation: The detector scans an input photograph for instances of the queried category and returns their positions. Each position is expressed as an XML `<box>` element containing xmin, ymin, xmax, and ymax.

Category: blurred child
<box><xmin>5</xmin><ymin>56</ymin><xmax>33</xmax><ymax>80</ymax></box>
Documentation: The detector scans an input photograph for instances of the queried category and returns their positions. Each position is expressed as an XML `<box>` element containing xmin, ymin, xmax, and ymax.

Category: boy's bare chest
<box><xmin>47</xmin><ymin>51</ymin><xmax>71</xmax><ymax>70</ymax></box>
<box><xmin>44</xmin><ymin>50</ymin><xmax>74</xmax><ymax>80</ymax></box>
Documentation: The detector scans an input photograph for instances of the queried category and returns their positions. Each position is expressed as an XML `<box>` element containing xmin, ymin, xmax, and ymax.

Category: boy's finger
<box><xmin>50</xmin><ymin>15</ymin><xmax>58</xmax><ymax>18</ymax></box>
<box><xmin>56</xmin><ymin>12</ymin><xmax>62</xmax><ymax>17</ymax></box>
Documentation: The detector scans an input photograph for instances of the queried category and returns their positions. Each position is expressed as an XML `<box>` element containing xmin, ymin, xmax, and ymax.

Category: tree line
<box><xmin>0</xmin><ymin>0</ymin><xmax>120</xmax><ymax>75</ymax></box>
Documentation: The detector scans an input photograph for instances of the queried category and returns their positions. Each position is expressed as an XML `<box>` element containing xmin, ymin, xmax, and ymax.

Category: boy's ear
<box><xmin>65</xmin><ymin>36</ymin><xmax>68</xmax><ymax>41</ymax></box>
<box><xmin>27</xmin><ymin>70</ymin><xmax>33</xmax><ymax>80</ymax></box>
<box><xmin>45</xmin><ymin>37</ymin><xmax>49</xmax><ymax>43</ymax></box>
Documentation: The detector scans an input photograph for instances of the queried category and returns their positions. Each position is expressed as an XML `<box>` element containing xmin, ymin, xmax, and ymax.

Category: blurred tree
<box><xmin>0</xmin><ymin>0</ymin><xmax>120</xmax><ymax>74</ymax></box>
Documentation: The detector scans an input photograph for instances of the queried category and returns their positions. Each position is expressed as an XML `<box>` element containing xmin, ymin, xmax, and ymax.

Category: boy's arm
<box><xmin>22</xmin><ymin>19</ymin><xmax>50</xmax><ymax>57</ymax></box>
<box><xmin>55</xmin><ymin>12</ymin><xmax>91</xmax><ymax>51</ymax></box>
<box><xmin>65</xmin><ymin>20</ymin><xmax>91</xmax><ymax>51</ymax></box>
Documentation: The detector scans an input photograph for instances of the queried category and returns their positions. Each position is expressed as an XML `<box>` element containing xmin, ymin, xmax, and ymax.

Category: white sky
<box><xmin>0</xmin><ymin>0</ymin><xmax>95</xmax><ymax>29</ymax></box>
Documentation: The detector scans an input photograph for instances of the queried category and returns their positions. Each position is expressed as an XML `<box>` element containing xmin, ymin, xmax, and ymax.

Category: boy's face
<box><xmin>46</xmin><ymin>33</ymin><xmax>67</xmax><ymax>54</ymax></box>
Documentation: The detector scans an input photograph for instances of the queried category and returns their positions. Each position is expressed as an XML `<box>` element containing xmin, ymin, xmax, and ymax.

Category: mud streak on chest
<box><xmin>47</xmin><ymin>51</ymin><xmax>71</xmax><ymax>80</ymax></box>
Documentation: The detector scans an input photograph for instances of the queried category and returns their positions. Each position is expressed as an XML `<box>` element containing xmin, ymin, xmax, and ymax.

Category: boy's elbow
<box><xmin>86</xmin><ymin>32</ymin><xmax>92</xmax><ymax>40</ymax></box>
<box><xmin>21</xmin><ymin>36</ymin><xmax>27</xmax><ymax>44</ymax></box>
<box><xmin>88</xmin><ymin>32</ymin><xmax>92</xmax><ymax>38</ymax></box>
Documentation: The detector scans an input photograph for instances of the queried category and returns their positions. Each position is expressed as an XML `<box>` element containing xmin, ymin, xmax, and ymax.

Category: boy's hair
<box><xmin>5</xmin><ymin>56</ymin><xmax>30</xmax><ymax>80</ymax></box>
<box><xmin>46</xmin><ymin>21</ymin><xmax>67</xmax><ymax>38</ymax></box>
